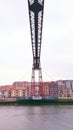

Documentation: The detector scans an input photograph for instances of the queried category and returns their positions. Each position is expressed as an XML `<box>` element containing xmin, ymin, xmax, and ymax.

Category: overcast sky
<box><xmin>0</xmin><ymin>0</ymin><xmax>73</xmax><ymax>85</ymax></box>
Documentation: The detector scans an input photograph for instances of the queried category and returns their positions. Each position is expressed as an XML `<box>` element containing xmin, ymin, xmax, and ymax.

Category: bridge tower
<box><xmin>28</xmin><ymin>0</ymin><xmax>44</xmax><ymax>96</ymax></box>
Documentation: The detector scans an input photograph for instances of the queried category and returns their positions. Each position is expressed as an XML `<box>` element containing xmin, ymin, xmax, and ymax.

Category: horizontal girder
<box><xmin>28</xmin><ymin>0</ymin><xmax>44</xmax><ymax>69</ymax></box>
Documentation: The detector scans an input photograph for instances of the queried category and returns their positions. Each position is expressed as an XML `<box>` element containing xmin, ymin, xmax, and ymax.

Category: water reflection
<box><xmin>0</xmin><ymin>106</ymin><xmax>73</xmax><ymax>130</ymax></box>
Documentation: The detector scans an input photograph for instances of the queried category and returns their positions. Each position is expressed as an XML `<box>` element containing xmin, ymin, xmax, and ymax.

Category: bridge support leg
<box><xmin>31</xmin><ymin>65</ymin><xmax>42</xmax><ymax>96</ymax></box>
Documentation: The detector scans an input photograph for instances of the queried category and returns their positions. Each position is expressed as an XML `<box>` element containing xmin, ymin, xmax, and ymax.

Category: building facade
<box><xmin>0</xmin><ymin>80</ymin><xmax>73</xmax><ymax>100</ymax></box>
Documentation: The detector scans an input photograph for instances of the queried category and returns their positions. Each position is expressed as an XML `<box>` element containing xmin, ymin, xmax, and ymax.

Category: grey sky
<box><xmin>0</xmin><ymin>0</ymin><xmax>73</xmax><ymax>85</ymax></box>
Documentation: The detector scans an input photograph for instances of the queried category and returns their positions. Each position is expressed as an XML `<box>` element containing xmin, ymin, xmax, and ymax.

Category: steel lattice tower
<box><xmin>28</xmin><ymin>0</ymin><xmax>44</xmax><ymax>96</ymax></box>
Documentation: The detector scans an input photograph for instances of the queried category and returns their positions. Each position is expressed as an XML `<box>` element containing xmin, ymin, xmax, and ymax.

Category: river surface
<box><xmin>0</xmin><ymin>105</ymin><xmax>73</xmax><ymax>130</ymax></box>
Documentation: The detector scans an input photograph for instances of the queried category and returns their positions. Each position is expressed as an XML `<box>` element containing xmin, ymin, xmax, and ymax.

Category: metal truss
<box><xmin>28</xmin><ymin>0</ymin><xmax>44</xmax><ymax>83</ymax></box>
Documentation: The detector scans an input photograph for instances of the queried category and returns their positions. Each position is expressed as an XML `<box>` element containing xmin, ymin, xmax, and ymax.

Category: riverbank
<box><xmin>0</xmin><ymin>99</ymin><xmax>73</xmax><ymax>105</ymax></box>
<box><xmin>16</xmin><ymin>99</ymin><xmax>73</xmax><ymax>105</ymax></box>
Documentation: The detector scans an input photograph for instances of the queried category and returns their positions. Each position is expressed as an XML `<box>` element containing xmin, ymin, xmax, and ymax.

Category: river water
<box><xmin>0</xmin><ymin>105</ymin><xmax>73</xmax><ymax>130</ymax></box>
